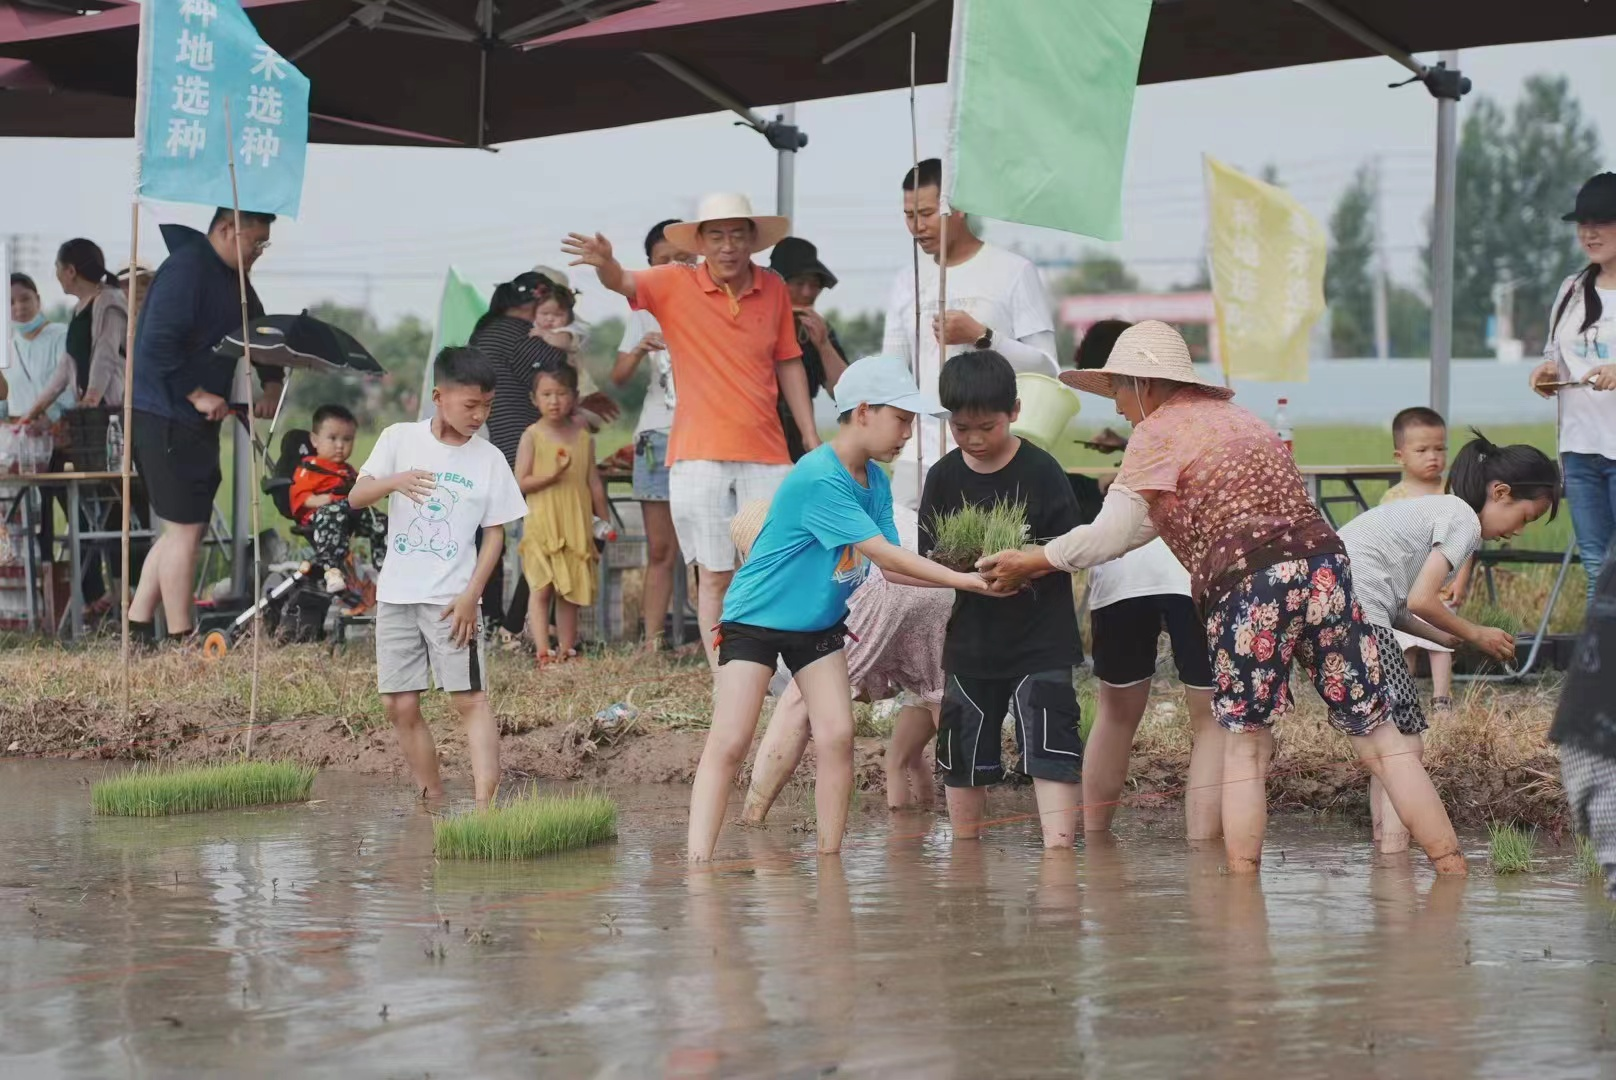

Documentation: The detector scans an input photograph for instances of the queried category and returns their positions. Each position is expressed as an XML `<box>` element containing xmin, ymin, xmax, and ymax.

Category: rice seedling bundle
<box><xmin>433</xmin><ymin>790</ymin><xmax>618</xmax><ymax>860</ymax></box>
<box><xmin>1487</xmin><ymin>821</ymin><xmax>1535</xmax><ymax>874</ymax></box>
<box><xmin>927</xmin><ymin>499</ymin><xmax>1029</xmax><ymax>572</ymax></box>
<box><xmin>92</xmin><ymin>761</ymin><xmax>316</xmax><ymax>816</ymax></box>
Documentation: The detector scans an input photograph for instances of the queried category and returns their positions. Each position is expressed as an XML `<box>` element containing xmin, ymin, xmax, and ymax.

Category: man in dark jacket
<box><xmin>128</xmin><ymin>208</ymin><xmax>282</xmax><ymax>645</ymax></box>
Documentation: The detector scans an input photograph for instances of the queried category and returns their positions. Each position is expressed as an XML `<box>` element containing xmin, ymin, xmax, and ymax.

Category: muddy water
<box><xmin>1</xmin><ymin>762</ymin><xmax>1612</xmax><ymax>1079</ymax></box>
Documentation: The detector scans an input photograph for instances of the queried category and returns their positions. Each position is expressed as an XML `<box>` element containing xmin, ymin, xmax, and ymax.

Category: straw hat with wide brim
<box><xmin>1058</xmin><ymin>320</ymin><xmax>1234</xmax><ymax>400</ymax></box>
<box><xmin>730</xmin><ymin>499</ymin><xmax>772</xmax><ymax>563</ymax></box>
<box><xmin>663</xmin><ymin>194</ymin><xmax>791</xmax><ymax>256</ymax></box>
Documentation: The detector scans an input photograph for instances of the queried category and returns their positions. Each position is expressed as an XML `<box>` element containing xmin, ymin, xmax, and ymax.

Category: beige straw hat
<box><xmin>1058</xmin><ymin>320</ymin><xmax>1234</xmax><ymax>400</ymax></box>
<box><xmin>730</xmin><ymin>499</ymin><xmax>772</xmax><ymax>563</ymax></box>
<box><xmin>663</xmin><ymin>193</ymin><xmax>791</xmax><ymax>256</ymax></box>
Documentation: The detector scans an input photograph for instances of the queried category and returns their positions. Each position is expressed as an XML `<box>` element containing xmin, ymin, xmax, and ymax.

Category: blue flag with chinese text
<box><xmin>136</xmin><ymin>0</ymin><xmax>309</xmax><ymax>217</ymax></box>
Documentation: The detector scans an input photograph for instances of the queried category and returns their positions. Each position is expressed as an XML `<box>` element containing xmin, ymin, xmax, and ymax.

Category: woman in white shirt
<box><xmin>4</xmin><ymin>273</ymin><xmax>73</xmax><ymax>424</ymax></box>
<box><xmin>1531</xmin><ymin>172</ymin><xmax>1616</xmax><ymax>601</ymax></box>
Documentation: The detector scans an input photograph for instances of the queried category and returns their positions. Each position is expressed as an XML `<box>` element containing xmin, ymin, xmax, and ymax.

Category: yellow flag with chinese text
<box><xmin>1204</xmin><ymin>156</ymin><xmax>1327</xmax><ymax>382</ymax></box>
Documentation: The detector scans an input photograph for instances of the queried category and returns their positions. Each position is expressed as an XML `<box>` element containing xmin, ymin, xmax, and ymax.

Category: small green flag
<box><xmin>418</xmin><ymin>267</ymin><xmax>488</xmax><ymax>420</ymax></box>
<box><xmin>944</xmin><ymin>0</ymin><xmax>1152</xmax><ymax>241</ymax></box>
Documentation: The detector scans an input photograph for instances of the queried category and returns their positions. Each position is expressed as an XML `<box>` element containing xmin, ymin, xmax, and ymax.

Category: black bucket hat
<box><xmin>769</xmin><ymin>237</ymin><xmax>838</xmax><ymax>288</ymax></box>
<box><xmin>1563</xmin><ymin>173</ymin><xmax>1616</xmax><ymax>223</ymax></box>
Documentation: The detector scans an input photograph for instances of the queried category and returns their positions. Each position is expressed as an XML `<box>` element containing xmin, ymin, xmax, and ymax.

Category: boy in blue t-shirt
<box><xmin>687</xmin><ymin>355</ymin><xmax>999</xmax><ymax>862</ymax></box>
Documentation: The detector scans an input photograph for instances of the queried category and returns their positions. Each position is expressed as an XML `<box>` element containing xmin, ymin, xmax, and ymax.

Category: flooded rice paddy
<box><xmin>2</xmin><ymin>760</ymin><xmax>1613</xmax><ymax>1079</ymax></box>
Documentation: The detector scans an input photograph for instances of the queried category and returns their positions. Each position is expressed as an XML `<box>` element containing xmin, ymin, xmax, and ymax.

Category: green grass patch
<box><xmin>927</xmin><ymin>499</ymin><xmax>1029</xmax><ymax>570</ymax></box>
<box><xmin>1488</xmin><ymin>821</ymin><xmax>1536</xmax><ymax>874</ymax></box>
<box><xmin>92</xmin><ymin>761</ymin><xmax>316</xmax><ymax>816</ymax></box>
<box><xmin>1576</xmin><ymin>835</ymin><xmax>1602</xmax><ymax>883</ymax></box>
<box><xmin>433</xmin><ymin>790</ymin><xmax>618</xmax><ymax>860</ymax></box>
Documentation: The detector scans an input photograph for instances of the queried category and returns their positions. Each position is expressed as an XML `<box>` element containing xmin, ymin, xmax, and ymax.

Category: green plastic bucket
<box><xmin>1011</xmin><ymin>372</ymin><xmax>1081</xmax><ymax>452</ymax></box>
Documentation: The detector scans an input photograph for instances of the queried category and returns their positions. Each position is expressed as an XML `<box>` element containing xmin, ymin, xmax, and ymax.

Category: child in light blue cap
<box><xmin>686</xmin><ymin>355</ymin><xmax>1002</xmax><ymax>861</ymax></box>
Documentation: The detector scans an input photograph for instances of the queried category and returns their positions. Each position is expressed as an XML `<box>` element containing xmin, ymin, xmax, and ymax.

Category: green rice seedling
<box><xmin>927</xmin><ymin>499</ymin><xmax>1029</xmax><ymax>571</ymax></box>
<box><xmin>92</xmin><ymin>761</ymin><xmax>316</xmax><ymax>816</ymax></box>
<box><xmin>433</xmin><ymin>790</ymin><xmax>618</xmax><ymax>860</ymax></box>
<box><xmin>1576</xmin><ymin>835</ymin><xmax>1602</xmax><ymax>883</ymax></box>
<box><xmin>1463</xmin><ymin>601</ymin><xmax>1525</xmax><ymax>638</ymax></box>
<box><xmin>1488</xmin><ymin>821</ymin><xmax>1536</xmax><ymax>874</ymax></box>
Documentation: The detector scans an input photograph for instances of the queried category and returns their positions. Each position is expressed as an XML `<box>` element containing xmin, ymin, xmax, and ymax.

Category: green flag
<box><xmin>418</xmin><ymin>268</ymin><xmax>488</xmax><ymax>420</ymax></box>
<box><xmin>944</xmin><ymin>0</ymin><xmax>1151</xmax><ymax>241</ymax></box>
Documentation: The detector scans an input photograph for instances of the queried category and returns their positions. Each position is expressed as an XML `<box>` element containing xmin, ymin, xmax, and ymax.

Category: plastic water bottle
<box><xmin>1274</xmin><ymin>398</ymin><xmax>1294</xmax><ymax>456</ymax></box>
<box><xmin>592</xmin><ymin>517</ymin><xmax>617</xmax><ymax>543</ymax></box>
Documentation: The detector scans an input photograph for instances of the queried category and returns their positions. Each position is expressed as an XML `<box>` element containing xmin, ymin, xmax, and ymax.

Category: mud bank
<box><xmin>0</xmin><ymin>694</ymin><xmax>1569</xmax><ymax>830</ymax></box>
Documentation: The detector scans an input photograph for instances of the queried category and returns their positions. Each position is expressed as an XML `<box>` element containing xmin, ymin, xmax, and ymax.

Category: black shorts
<box><xmin>1090</xmin><ymin>594</ymin><xmax>1214</xmax><ymax>689</ymax></box>
<box><xmin>717</xmin><ymin>621</ymin><xmax>847</xmax><ymax>675</ymax></box>
<box><xmin>937</xmin><ymin>668</ymin><xmax>1083</xmax><ymax>788</ymax></box>
<box><xmin>131</xmin><ymin>410</ymin><xmax>222</xmax><ymax>526</ymax></box>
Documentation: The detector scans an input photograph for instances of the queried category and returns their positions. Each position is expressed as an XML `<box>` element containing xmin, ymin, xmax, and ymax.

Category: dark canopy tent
<box><xmin>5</xmin><ymin>0</ymin><xmax>1614</xmax><ymax>407</ymax></box>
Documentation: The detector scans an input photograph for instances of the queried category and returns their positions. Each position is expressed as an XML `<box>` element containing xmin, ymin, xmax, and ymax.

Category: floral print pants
<box><xmin>1204</xmin><ymin>553</ymin><xmax>1390</xmax><ymax>735</ymax></box>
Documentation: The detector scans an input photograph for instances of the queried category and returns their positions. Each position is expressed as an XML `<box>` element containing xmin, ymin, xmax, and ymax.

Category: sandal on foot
<box><xmin>1430</xmin><ymin>695</ymin><xmax>1455</xmax><ymax>719</ymax></box>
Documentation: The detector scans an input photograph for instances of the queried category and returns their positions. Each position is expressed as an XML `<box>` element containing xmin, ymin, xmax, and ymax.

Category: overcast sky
<box><xmin>3</xmin><ymin>35</ymin><xmax>1613</xmax><ymax>331</ymax></box>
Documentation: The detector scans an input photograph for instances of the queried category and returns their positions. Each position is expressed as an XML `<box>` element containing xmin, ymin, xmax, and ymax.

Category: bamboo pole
<box><xmin>119</xmin><ymin>203</ymin><xmax>140</xmax><ymax>725</ymax></box>
<box><xmin>936</xmin><ymin>205</ymin><xmax>949</xmax><ymax>462</ymax></box>
<box><xmin>223</xmin><ymin>100</ymin><xmax>262</xmax><ymax>756</ymax></box>
<box><xmin>909</xmin><ymin>31</ymin><xmax>924</xmax><ymax>487</ymax></box>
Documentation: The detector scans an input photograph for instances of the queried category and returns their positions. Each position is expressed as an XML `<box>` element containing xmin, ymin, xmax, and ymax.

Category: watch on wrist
<box><xmin>974</xmin><ymin>326</ymin><xmax>994</xmax><ymax>350</ymax></box>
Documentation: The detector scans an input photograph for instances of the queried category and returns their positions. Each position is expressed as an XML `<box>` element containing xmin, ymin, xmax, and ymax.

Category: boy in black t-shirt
<box><xmin>920</xmin><ymin>350</ymin><xmax>1084</xmax><ymax>847</ymax></box>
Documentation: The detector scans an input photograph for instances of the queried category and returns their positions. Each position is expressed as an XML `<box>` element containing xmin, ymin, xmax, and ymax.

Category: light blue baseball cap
<box><xmin>831</xmin><ymin>354</ymin><xmax>947</xmax><ymax>418</ymax></box>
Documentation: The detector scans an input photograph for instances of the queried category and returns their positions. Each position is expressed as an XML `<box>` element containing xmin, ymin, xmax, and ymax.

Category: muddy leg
<box><xmin>742</xmin><ymin>678</ymin><xmax>810</xmax><ymax>824</ymax></box>
<box><xmin>945</xmin><ymin>786</ymin><xmax>987</xmax><ymax>841</ymax></box>
<box><xmin>1083</xmin><ymin>680</ymin><xmax>1150</xmax><ymax>832</ymax></box>
<box><xmin>452</xmin><ymin>689</ymin><xmax>500</xmax><ymax>810</ymax></box>
<box><xmin>1185</xmin><ymin>687</ymin><xmax>1224</xmax><ymax>841</ymax></box>
<box><xmin>796</xmin><ymin>652</ymin><xmax>856</xmax><ymax>856</ymax></box>
<box><xmin>887</xmin><ymin>703</ymin><xmax>938</xmax><ymax>810</ymax></box>
<box><xmin>688</xmin><ymin>659</ymin><xmax>773</xmax><ymax>861</ymax></box>
<box><xmin>384</xmin><ymin>691</ymin><xmax>443</xmax><ymax>801</ymax></box>
<box><xmin>1033</xmin><ymin>779</ymin><xmax>1081</xmax><ymax>848</ymax></box>
<box><xmin>1221</xmin><ymin>728</ymin><xmax>1274</xmax><ymax>872</ymax></box>
<box><xmin>1353</xmin><ymin>724</ymin><xmax>1463</xmax><ymax>873</ymax></box>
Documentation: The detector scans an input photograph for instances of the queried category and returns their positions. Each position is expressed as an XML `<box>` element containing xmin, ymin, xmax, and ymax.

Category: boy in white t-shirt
<box><xmin>1072</xmin><ymin>321</ymin><xmax>1224</xmax><ymax>842</ymax></box>
<box><xmin>349</xmin><ymin>347</ymin><xmax>528</xmax><ymax>809</ymax></box>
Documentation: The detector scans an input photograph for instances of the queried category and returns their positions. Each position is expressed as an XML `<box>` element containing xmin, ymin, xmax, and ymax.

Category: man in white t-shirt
<box><xmin>881</xmin><ymin>157</ymin><xmax>1059</xmax><ymax>510</ymax></box>
<box><xmin>350</xmin><ymin>346</ymin><xmax>528</xmax><ymax>811</ymax></box>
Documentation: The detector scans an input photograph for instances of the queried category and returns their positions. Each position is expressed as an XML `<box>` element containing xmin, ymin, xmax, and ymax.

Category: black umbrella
<box><xmin>215</xmin><ymin>311</ymin><xmax>385</xmax><ymax>376</ymax></box>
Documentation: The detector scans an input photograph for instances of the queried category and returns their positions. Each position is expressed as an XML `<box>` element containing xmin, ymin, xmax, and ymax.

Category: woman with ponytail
<box><xmin>21</xmin><ymin>239</ymin><xmax>128</xmax><ymax>422</ymax></box>
<box><xmin>1341</xmin><ymin>431</ymin><xmax>1559</xmax><ymax>852</ymax></box>
<box><xmin>1531</xmin><ymin>172</ymin><xmax>1616</xmax><ymax>600</ymax></box>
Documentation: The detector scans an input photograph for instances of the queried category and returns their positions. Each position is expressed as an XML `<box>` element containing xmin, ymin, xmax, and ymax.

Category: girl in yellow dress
<box><xmin>515</xmin><ymin>364</ymin><xmax>610</xmax><ymax>664</ymax></box>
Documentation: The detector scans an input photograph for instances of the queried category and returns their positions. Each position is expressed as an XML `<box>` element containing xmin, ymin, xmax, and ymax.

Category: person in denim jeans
<box><xmin>1531</xmin><ymin>172</ymin><xmax>1616</xmax><ymax>601</ymax></box>
<box><xmin>611</xmin><ymin>220</ymin><xmax>694</xmax><ymax>649</ymax></box>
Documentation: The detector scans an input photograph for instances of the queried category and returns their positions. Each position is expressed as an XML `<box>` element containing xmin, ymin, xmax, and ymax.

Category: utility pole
<box><xmin>1371</xmin><ymin>156</ymin><xmax>1390</xmax><ymax>360</ymax></box>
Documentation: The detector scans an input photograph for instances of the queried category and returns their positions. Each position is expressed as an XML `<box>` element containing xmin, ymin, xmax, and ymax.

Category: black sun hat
<box><xmin>769</xmin><ymin>237</ymin><xmax>838</xmax><ymax>289</ymax></box>
<box><xmin>1563</xmin><ymin>173</ymin><xmax>1616</xmax><ymax>223</ymax></box>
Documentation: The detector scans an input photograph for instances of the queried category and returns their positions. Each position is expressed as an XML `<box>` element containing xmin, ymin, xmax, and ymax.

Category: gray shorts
<box><xmin>376</xmin><ymin>601</ymin><xmax>487</xmax><ymax>695</ymax></box>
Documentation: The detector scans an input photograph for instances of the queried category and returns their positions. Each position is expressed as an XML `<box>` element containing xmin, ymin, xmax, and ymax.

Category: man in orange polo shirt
<box><xmin>564</xmin><ymin>194</ymin><xmax>820</xmax><ymax>670</ymax></box>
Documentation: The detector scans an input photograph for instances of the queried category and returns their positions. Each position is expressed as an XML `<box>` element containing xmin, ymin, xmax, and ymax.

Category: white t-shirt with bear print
<box><xmin>360</xmin><ymin>419</ymin><xmax>527</xmax><ymax>606</ymax></box>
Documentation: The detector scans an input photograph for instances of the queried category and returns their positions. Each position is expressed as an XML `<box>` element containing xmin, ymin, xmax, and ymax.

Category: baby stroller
<box><xmin>199</xmin><ymin>427</ymin><xmax>378</xmax><ymax>658</ymax></box>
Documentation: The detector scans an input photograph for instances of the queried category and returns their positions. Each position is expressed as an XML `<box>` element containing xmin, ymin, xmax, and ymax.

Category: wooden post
<box><xmin>223</xmin><ymin>100</ymin><xmax>262</xmax><ymax>756</ymax></box>
<box><xmin>936</xmin><ymin>206</ymin><xmax>949</xmax><ymax>461</ymax></box>
<box><xmin>909</xmin><ymin>31</ymin><xmax>924</xmax><ymax>486</ymax></box>
<box><xmin>119</xmin><ymin>203</ymin><xmax>140</xmax><ymax>725</ymax></box>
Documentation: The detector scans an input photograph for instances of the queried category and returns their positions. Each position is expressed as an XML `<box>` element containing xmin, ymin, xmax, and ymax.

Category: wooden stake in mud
<box><xmin>909</xmin><ymin>31</ymin><xmax>924</xmax><ymax>484</ymax></box>
<box><xmin>223</xmin><ymin>100</ymin><xmax>263</xmax><ymax>756</ymax></box>
<box><xmin>119</xmin><ymin>203</ymin><xmax>140</xmax><ymax>726</ymax></box>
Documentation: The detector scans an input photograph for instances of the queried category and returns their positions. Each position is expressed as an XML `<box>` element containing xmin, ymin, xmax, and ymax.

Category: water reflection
<box><xmin>1</xmin><ymin>762</ymin><xmax>1614</xmax><ymax>1078</ymax></box>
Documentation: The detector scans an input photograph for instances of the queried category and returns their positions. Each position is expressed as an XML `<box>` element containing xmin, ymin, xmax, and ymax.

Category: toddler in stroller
<box><xmin>277</xmin><ymin>405</ymin><xmax>386</xmax><ymax>599</ymax></box>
